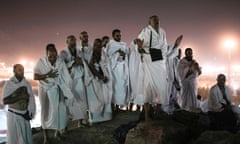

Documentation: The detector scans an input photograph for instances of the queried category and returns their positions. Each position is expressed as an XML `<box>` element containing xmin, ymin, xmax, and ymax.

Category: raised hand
<box><xmin>74</xmin><ymin>57</ymin><xmax>83</xmax><ymax>66</ymax></box>
<box><xmin>134</xmin><ymin>38</ymin><xmax>144</xmax><ymax>49</ymax></box>
<box><xmin>102</xmin><ymin>76</ymin><xmax>109</xmax><ymax>83</ymax></box>
<box><xmin>174</xmin><ymin>35</ymin><xmax>183</xmax><ymax>48</ymax></box>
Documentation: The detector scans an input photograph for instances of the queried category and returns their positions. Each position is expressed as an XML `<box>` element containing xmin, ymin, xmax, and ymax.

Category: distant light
<box><xmin>20</xmin><ymin>59</ymin><xmax>27</xmax><ymax>66</ymax></box>
<box><xmin>223</xmin><ymin>39</ymin><xmax>237</xmax><ymax>49</ymax></box>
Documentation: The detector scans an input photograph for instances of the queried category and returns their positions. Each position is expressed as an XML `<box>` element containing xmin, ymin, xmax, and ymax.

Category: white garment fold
<box><xmin>84</xmin><ymin>54</ymin><xmax>112</xmax><ymax>123</ymax></box>
<box><xmin>60</xmin><ymin>48</ymin><xmax>88</xmax><ymax>120</ymax></box>
<box><xmin>34</xmin><ymin>56</ymin><xmax>73</xmax><ymax>130</ymax></box>
<box><xmin>107</xmin><ymin>39</ymin><xmax>130</xmax><ymax>105</ymax></box>
<box><xmin>178</xmin><ymin>58</ymin><xmax>200</xmax><ymax>110</ymax></box>
<box><xmin>131</xmin><ymin>25</ymin><xmax>172</xmax><ymax>105</ymax></box>
<box><xmin>2</xmin><ymin>76</ymin><xmax>36</xmax><ymax>144</ymax></box>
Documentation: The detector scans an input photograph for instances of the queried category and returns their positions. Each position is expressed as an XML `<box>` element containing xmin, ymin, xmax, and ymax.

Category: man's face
<box><xmin>80</xmin><ymin>33</ymin><xmax>89</xmax><ymax>43</ymax></box>
<box><xmin>94</xmin><ymin>41</ymin><xmax>102</xmax><ymax>54</ymax></box>
<box><xmin>217</xmin><ymin>75</ymin><xmax>226</xmax><ymax>87</ymax></box>
<box><xmin>47</xmin><ymin>51</ymin><xmax>57</xmax><ymax>65</ymax></box>
<box><xmin>149</xmin><ymin>16</ymin><xmax>159</xmax><ymax>29</ymax></box>
<box><xmin>113</xmin><ymin>32</ymin><xmax>121</xmax><ymax>42</ymax></box>
<box><xmin>67</xmin><ymin>37</ymin><xmax>76</xmax><ymax>48</ymax></box>
<box><xmin>14</xmin><ymin>65</ymin><xmax>24</xmax><ymax>80</ymax></box>
<box><xmin>102</xmin><ymin>38</ymin><xmax>109</xmax><ymax>47</ymax></box>
<box><xmin>185</xmin><ymin>49</ymin><xmax>193</xmax><ymax>60</ymax></box>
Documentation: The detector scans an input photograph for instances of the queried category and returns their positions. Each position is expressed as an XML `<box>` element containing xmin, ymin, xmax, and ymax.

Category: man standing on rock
<box><xmin>34</xmin><ymin>44</ymin><xmax>74</xmax><ymax>143</ymax></box>
<box><xmin>134</xmin><ymin>15</ymin><xmax>182</xmax><ymax>120</ymax></box>
<box><xmin>107</xmin><ymin>29</ymin><xmax>130</xmax><ymax>112</ymax></box>
<box><xmin>178</xmin><ymin>48</ymin><xmax>201</xmax><ymax>111</ymax></box>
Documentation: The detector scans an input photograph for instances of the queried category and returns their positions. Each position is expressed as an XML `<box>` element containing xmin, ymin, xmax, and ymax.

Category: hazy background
<box><xmin>0</xmin><ymin>0</ymin><xmax>239</xmax><ymax>67</ymax></box>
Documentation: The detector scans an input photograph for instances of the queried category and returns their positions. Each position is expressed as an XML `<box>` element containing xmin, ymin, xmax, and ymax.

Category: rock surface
<box><xmin>29</xmin><ymin>109</ymin><xmax>240</xmax><ymax>144</ymax></box>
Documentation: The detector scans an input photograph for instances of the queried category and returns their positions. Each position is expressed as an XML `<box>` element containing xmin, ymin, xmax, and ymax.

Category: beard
<box><xmin>15</xmin><ymin>74</ymin><xmax>24</xmax><ymax>81</ymax></box>
<box><xmin>186</xmin><ymin>56</ymin><xmax>193</xmax><ymax>61</ymax></box>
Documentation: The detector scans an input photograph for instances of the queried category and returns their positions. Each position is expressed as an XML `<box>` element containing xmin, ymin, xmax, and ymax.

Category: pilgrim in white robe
<box><xmin>132</xmin><ymin>25</ymin><xmax>177</xmax><ymax>108</ymax></box>
<box><xmin>129</xmin><ymin>41</ymin><xmax>145</xmax><ymax>105</ymax></box>
<box><xmin>34</xmin><ymin>56</ymin><xmax>73</xmax><ymax>131</ymax></box>
<box><xmin>60</xmin><ymin>48</ymin><xmax>88</xmax><ymax>121</ymax></box>
<box><xmin>207</xmin><ymin>84</ymin><xmax>240</xmax><ymax>129</ymax></box>
<box><xmin>2</xmin><ymin>76</ymin><xmax>36</xmax><ymax>144</ymax></box>
<box><xmin>107</xmin><ymin>39</ymin><xmax>130</xmax><ymax>106</ymax></box>
<box><xmin>79</xmin><ymin>44</ymin><xmax>93</xmax><ymax>63</ymax></box>
<box><xmin>208</xmin><ymin>84</ymin><xmax>231</xmax><ymax>112</ymax></box>
<box><xmin>166</xmin><ymin>54</ymin><xmax>181</xmax><ymax>111</ymax></box>
<box><xmin>84</xmin><ymin>55</ymin><xmax>113</xmax><ymax>123</ymax></box>
<box><xmin>178</xmin><ymin>58</ymin><xmax>200</xmax><ymax>110</ymax></box>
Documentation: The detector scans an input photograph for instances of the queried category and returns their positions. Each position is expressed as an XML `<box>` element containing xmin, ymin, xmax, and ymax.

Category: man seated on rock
<box><xmin>207</xmin><ymin>74</ymin><xmax>238</xmax><ymax>131</ymax></box>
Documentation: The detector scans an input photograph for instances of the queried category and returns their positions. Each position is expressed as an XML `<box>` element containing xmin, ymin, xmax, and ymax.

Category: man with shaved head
<box><xmin>79</xmin><ymin>31</ymin><xmax>93</xmax><ymax>62</ymax></box>
<box><xmin>208</xmin><ymin>74</ymin><xmax>238</xmax><ymax>131</ymax></box>
<box><xmin>2</xmin><ymin>64</ymin><xmax>36</xmax><ymax>144</ymax></box>
<box><xmin>60</xmin><ymin>35</ymin><xmax>89</xmax><ymax>127</ymax></box>
<box><xmin>134</xmin><ymin>15</ymin><xmax>182</xmax><ymax>120</ymax></box>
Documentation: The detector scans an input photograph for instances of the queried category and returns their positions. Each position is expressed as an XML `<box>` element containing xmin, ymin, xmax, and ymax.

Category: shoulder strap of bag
<box><xmin>149</xmin><ymin>31</ymin><xmax>152</xmax><ymax>48</ymax></box>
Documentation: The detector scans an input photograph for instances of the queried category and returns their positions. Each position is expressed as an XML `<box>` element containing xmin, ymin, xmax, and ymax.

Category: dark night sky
<box><xmin>0</xmin><ymin>0</ymin><xmax>240</xmax><ymax>67</ymax></box>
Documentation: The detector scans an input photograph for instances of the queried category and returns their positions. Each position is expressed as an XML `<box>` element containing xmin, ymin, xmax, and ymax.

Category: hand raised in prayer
<box><xmin>134</xmin><ymin>38</ymin><xmax>144</xmax><ymax>49</ymax></box>
<box><xmin>118</xmin><ymin>49</ymin><xmax>126</xmax><ymax>60</ymax></box>
<box><xmin>135</xmin><ymin>39</ymin><xmax>146</xmax><ymax>54</ymax></box>
<box><xmin>74</xmin><ymin>57</ymin><xmax>83</xmax><ymax>66</ymax></box>
<box><xmin>102</xmin><ymin>76</ymin><xmax>109</xmax><ymax>83</ymax></box>
<box><xmin>118</xmin><ymin>49</ymin><xmax>126</xmax><ymax>57</ymax></box>
<box><xmin>173</xmin><ymin>35</ymin><xmax>183</xmax><ymax>48</ymax></box>
<box><xmin>47</xmin><ymin>69</ymin><xmax>59</xmax><ymax>78</ymax></box>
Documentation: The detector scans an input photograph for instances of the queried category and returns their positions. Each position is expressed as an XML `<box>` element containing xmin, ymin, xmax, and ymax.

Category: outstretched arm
<box><xmin>173</xmin><ymin>35</ymin><xmax>183</xmax><ymax>48</ymax></box>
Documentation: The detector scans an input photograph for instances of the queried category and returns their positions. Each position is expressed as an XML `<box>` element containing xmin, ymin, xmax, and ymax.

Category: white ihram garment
<box><xmin>34</xmin><ymin>56</ymin><xmax>73</xmax><ymax>130</ymax></box>
<box><xmin>2</xmin><ymin>76</ymin><xmax>36</xmax><ymax>144</ymax></box>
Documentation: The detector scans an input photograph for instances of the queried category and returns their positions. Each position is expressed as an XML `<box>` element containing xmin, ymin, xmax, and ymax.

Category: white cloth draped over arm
<box><xmin>34</xmin><ymin>57</ymin><xmax>74</xmax><ymax>99</ymax></box>
<box><xmin>2</xmin><ymin>77</ymin><xmax>36</xmax><ymax>118</ymax></box>
<box><xmin>128</xmin><ymin>41</ymin><xmax>144</xmax><ymax>103</ymax></box>
<box><xmin>208</xmin><ymin>85</ymin><xmax>231</xmax><ymax>112</ymax></box>
<box><xmin>138</xmin><ymin>26</ymin><xmax>168</xmax><ymax>59</ymax></box>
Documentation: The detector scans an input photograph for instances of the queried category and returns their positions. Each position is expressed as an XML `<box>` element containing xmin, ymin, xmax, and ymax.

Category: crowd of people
<box><xmin>1</xmin><ymin>15</ymin><xmax>239</xmax><ymax>144</ymax></box>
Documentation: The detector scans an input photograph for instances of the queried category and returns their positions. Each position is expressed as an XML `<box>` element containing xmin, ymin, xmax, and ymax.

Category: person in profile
<box><xmin>2</xmin><ymin>64</ymin><xmax>36</xmax><ymax>144</ymax></box>
<box><xmin>207</xmin><ymin>74</ymin><xmax>238</xmax><ymax>131</ymax></box>
<box><xmin>167</xmin><ymin>49</ymin><xmax>182</xmax><ymax>112</ymax></box>
<box><xmin>86</xmin><ymin>38</ymin><xmax>112</xmax><ymax>123</ymax></box>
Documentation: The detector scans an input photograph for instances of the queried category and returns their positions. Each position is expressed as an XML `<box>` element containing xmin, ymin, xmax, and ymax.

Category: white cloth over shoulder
<box><xmin>107</xmin><ymin>39</ymin><xmax>130</xmax><ymax>105</ymax></box>
<box><xmin>131</xmin><ymin>25</ymin><xmax>175</xmax><ymax>105</ymax></box>
<box><xmin>34</xmin><ymin>56</ymin><xmax>73</xmax><ymax>130</ymax></box>
<box><xmin>178</xmin><ymin>58</ymin><xmax>200</xmax><ymax>110</ymax></box>
<box><xmin>84</xmin><ymin>55</ymin><xmax>113</xmax><ymax>123</ymax></box>
<box><xmin>79</xmin><ymin>45</ymin><xmax>93</xmax><ymax>63</ymax></box>
<box><xmin>60</xmin><ymin>48</ymin><xmax>88</xmax><ymax>120</ymax></box>
<box><xmin>208</xmin><ymin>84</ymin><xmax>231</xmax><ymax>112</ymax></box>
<box><xmin>2</xmin><ymin>76</ymin><xmax>36</xmax><ymax>144</ymax></box>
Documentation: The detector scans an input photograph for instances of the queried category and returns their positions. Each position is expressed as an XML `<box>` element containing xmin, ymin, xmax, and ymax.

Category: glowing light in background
<box><xmin>223</xmin><ymin>39</ymin><xmax>237</xmax><ymax>50</ymax></box>
<box><xmin>20</xmin><ymin>59</ymin><xmax>27</xmax><ymax>66</ymax></box>
<box><xmin>0</xmin><ymin>59</ymin><xmax>35</xmax><ymax>80</ymax></box>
